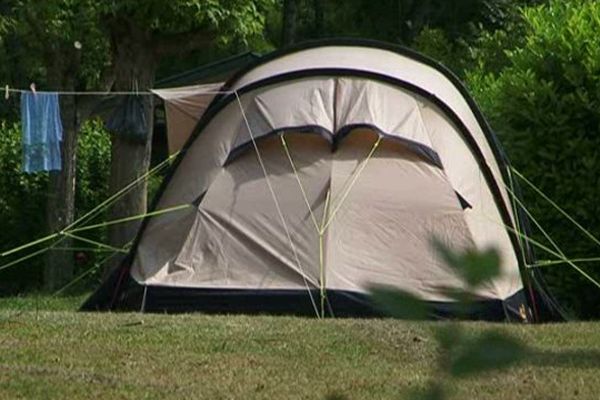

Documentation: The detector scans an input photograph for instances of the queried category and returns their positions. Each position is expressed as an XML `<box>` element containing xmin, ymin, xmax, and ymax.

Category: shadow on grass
<box><xmin>527</xmin><ymin>349</ymin><xmax>600</xmax><ymax>369</ymax></box>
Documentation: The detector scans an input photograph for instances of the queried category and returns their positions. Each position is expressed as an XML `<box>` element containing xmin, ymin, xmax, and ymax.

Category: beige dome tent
<box><xmin>83</xmin><ymin>40</ymin><xmax>550</xmax><ymax>321</ymax></box>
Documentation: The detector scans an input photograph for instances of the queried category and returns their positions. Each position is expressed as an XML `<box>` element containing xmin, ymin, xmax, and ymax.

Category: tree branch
<box><xmin>154</xmin><ymin>29</ymin><xmax>216</xmax><ymax>58</ymax></box>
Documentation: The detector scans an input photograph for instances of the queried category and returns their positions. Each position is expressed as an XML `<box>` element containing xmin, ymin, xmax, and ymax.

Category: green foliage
<box><xmin>465</xmin><ymin>0</ymin><xmax>600</xmax><ymax>317</ymax></box>
<box><xmin>75</xmin><ymin>119</ymin><xmax>111</xmax><ymax>218</ymax></box>
<box><xmin>412</xmin><ymin>28</ymin><xmax>468</xmax><ymax>76</ymax></box>
<box><xmin>70</xmin><ymin>119</ymin><xmax>112</xmax><ymax>287</ymax></box>
<box><xmin>0</xmin><ymin>120</ymin><xmax>111</xmax><ymax>293</ymax></box>
<box><xmin>6</xmin><ymin>0</ymin><xmax>108</xmax><ymax>88</ymax></box>
<box><xmin>432</xmin><ymin>239</ymin><xmax>501</xmax><ymax>289</ymax></box>
<box><xmin>0</xmin><ymin>121</ymin><xmax>48</xmax><ymax>292</ymax></box>
<box><xmin>410</xmin><ymin>1</ymin><xmax>533</xmax><ymax>78</ymax></box>
<box><xmin>371</xmin><ymin>242</ymin><xmax>528</xmax><ymax>400</ymax></box>
<box><xmin>2</xmin><ymin>0</ymin><xmax>276</xmax><ymax>91</ymax></box>
<box><xmin>0</xmin><ymin>11</ymin><xmax>14</xmax><ymax>39</ymax></box>
<box><xmin>0</xmin><ymin>0</ymin><xmax>277</xmax><ymax>292</ymax></box>
<box><xmin>264</xmin><ymin>0</ymin><xmax>526</xmax><ymax>48</ymax></box>
<box><xmin>99</xmin><ymin>0</ymin><xmax>275</xmax><ymax>50</ymax></box>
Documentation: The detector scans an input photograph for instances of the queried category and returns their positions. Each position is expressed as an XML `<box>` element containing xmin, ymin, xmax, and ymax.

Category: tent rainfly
<box><xmin>82</xmin><ymin>40</ymin><xmax>552</xmax><ymax>321</ymax></box>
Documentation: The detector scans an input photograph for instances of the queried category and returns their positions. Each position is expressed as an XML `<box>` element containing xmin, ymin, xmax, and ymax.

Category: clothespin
<box><xmin>4</xmin><ymin>85</ymin><xmax>8</xmax><ymax>100</ymax></box>
<box><xmin>30</xmin><ymin>83</ymin><xmax>36</xmax><ymax>95</ymax></box>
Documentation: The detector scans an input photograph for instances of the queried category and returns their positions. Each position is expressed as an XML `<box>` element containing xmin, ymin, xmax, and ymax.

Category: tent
<box><xmin>151</xmin><ymin>52</ymin><xmax>260</xmax><ymax>160</ymax></box>
<box><xmin>82</xmin><ymin>40</ymin><xmax>550</xmax><ymax>321</ymax></box>
<box><xmin>152</xmin><ymin>82</ymin><xmax>224</xmax><ymax>155</ymax></box>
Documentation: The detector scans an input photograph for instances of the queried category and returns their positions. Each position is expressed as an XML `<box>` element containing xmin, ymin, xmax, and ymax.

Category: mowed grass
<box><xmin>1</xmin><ymin>296</ymin><xmax>599</xmax><ymax>399</ymax></box>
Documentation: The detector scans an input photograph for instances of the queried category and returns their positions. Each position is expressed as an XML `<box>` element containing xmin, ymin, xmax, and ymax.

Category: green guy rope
<box><xmin>0</xmin><ymin>152</ymin><xmax>177</xmax><ymax>260</ymax></box>
<box><xmin>477</xmin><ymin>212</ymin><xmax>600</xmax><ymax>289</ymax></box>
<box><xmin>0</xmin><ymin>203</ymin><xmax>188</xmax><ymax>273</ymax></box>
<box><xmin>68</xmin><ymin>204</ymin><xmax>192</xmax><ymax>233</ymax></box>
<box><xmin>280</xmin><ymin>133</ymin><xmax>329</xmax><ymax>317</ymax></box>
<box><xmin>280</xmin><ymin>132</ymin><xmax>381</xmax><ymax>317</ymax></box>
<box><xmin>52</xmin><ymin>262</ymin><xmax>102</xmax><ymax>297</ymax></box>
<box><xmin>0</xmin><ymin>236</ymin><xmax>67</xmax><ymax>272</ymax></box>
<box><xmin>503</xmin><ymin>177</ymin><xmax>569</xmax><ymax>265</ymax></box>
<box><xmin>0</xmin><ymin>247</ymin><xmax>52</xmax><ymax>273</ymax></box>
<box><xmin>322</xmin><ymin>136</ymin><xmax>381</xmax><ymax>232</ymax></box>
<box><xmin>327</xmin><ymin>139</ymin><xmax>381</xmax><ymax>218</ymax></box>
<box><xmin>235</xmin><ymin>92</ymin><xmax>320</xmax><ymax>317</ymax></box>
<box><xmin>532</xmin><ymin>257</ymin><xmax>600</xmax><ymax>267</ymax></box>
<box><xmin>52</xmin><ymin>244</ymin><xmax>129</xmax><ymax>297</ymax></box>
<box><xmin>61</xmin><ymin>232</ymin><xmax>129</xmax><ymax>254</ymax></box>
<box><xmin>502</xmin><ymin>168</ymin><xmax>600</xmax><ymax>288</ymax></box>
<box><xmin>280</xmin><ymin>134</ymin><xmax>321</xmax><ymax>233</ymax></box>
<box><xmin>506</xmin><ymin>167</ymin><xmax>530</xmax><ymax>272</ymax></box>
<box><xmin>51</xmin><ymin>247</ymin><xmax>118</xmax><ymax>253</ymax></box>
<box><xmin>511</xmin><ymin>167</ymin><xmax>600</xmax><ymax>248</ymax></box>
<box><xmin>64</xmin><ymin>152</ymin><xmax>178</xmax><ymax>232</ymax></box>
<box><xmin>1</xmin><ymin>232</ymin><xmax>60</xmax><ymax>257</ymax></box>
<box><xmin>319</xmin><ymin>188</ymin><xmax>332</xmax><ymax>318</ymax></box>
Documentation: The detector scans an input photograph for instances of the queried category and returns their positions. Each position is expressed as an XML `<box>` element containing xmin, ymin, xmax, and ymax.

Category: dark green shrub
<box><xmin>0</xmin><ymin>121</ymin><xmax>48</xmax><ymax>292</ymax></box>
<box><xmin>466</xmin><ymin>0</ymin><xmax>600</xmax><ymax>318</ymax></box>
<box><xmin>76</xmin><ymin>119</ymin><xmax>111</xmax><ymax>221</ymax></box>
<box><xmin>0</xmin><ymin>119</ymin><xmax>111</xmax><ymax>293</ymax></box>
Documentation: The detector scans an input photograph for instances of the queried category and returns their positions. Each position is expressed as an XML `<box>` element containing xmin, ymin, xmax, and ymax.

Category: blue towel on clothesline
<box><xmin>20</xmin><ymin>92</ymin><xmax>63</xmax><ymax>173</ymax></box>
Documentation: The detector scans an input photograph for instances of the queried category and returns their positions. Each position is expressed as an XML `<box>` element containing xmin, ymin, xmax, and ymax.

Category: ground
<box><xmin>0</xmin><ymin>296</ymin><xmax>599</xmax><ymax>399</ymax></box>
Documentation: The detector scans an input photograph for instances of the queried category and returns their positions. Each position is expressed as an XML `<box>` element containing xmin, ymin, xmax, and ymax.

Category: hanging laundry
<box><xmin>20</xmin><ymin>92</ymin><xmax>63</xmax><ymax>173</ymax></box>
<box><xmin>103</xmin><ymin>95</ymin><xmax>149</xmax><ymax>143</ymax></box>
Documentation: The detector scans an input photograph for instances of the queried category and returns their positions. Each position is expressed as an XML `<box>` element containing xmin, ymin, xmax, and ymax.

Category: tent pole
<box><xmin>140</xmin><ymin>285</ymin><xmax>148</xmax><ymax>313</ymax></box>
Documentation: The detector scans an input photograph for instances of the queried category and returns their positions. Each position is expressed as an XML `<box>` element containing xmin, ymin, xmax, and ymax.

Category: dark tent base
<box><xmin>80</xmin><ymin>267</ymin><xmax>528</xmax><ymax>321</ymax></box>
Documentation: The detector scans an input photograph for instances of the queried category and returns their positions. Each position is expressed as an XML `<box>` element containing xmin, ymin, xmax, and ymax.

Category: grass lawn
<box><xmin>1</xmin><ymin>296</ymin><xmax>599</xmax><ymax>399</ymax></box>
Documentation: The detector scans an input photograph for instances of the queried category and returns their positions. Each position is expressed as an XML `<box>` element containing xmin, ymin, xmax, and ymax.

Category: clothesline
<box><xmin>9</xmin><ymin>82</ymin><xmax>238</xmax><ymax>173</ymax></box>
<box><xmin>6</xmin><ymin>87</ymin><xmax>154</xmax><ymax>96</ymax></box>
<box><xmin>3</xmin><ymin>85</ymin><xmax>235</xmax><ymax>97</ymax></box>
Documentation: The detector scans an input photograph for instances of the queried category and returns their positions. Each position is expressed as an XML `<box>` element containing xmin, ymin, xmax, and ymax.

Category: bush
<box><xmin>412</xmin><ymin>27</ymin><xmax>469</xmax><ymax>76</ymax></box>
<box><xmin>466</xmin><ymin>0</ymin><xmax>600</xmax><ymax>318</ymax></box>
<box><xmin>0</xmin><ymin>121</ymin><xmax>48</xmax><ymax>292</ymax></box>
<box><xmin>0</xmin><ymin>119</ymin><xmax>111</xmax><ymax>293</ymax></box>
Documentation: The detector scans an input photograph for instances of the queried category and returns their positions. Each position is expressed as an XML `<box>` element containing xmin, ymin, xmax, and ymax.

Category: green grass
<box><xmin>1</xmin><ymin>296</ymin><xmax>599</xmax><ymax>399</ymax></box>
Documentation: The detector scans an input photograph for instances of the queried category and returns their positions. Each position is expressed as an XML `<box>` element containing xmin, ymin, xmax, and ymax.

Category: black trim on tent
<box><xmin>82</xmin><ymin>39</ymin><xmax>546</xmax><ymax>320</ymax></box>
<box><xmin>224</xmin><ymin>126</ymin><xmax>333</xmax><ymax>166</ymax></box>
<box><xmin>224</xmin><ymin>123</ymin><xmax>443</xmax><ymax>169</ymax></box>
<box><xmin>335</xmin><ymin>123</ymin><xmax>443</xmax><ymax>168</ymax></box>
<box><xmin>81</xmin><ymin>282</ymin><xmax>528</xmax><ymax>322</ymax></box>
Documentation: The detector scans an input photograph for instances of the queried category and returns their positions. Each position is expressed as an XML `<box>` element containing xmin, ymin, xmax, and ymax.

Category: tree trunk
<box><xmin>282</xmin><ymin>0</ymin><xmax>298</xmax><ymax>46</ymax></box>
<box><xmin>44</xmin><ymin>93</ymin><xmax>78</xmax><ymax>291</ymax></box>
<box><xmin>105</xmin><ymin>20</ymin><xmax>157</xmax><ymax>275</ymax></box>
<box><xmin>43</xmin><ymin>48</ymin><xmax>80</xmax><ymax>292</ymax></box>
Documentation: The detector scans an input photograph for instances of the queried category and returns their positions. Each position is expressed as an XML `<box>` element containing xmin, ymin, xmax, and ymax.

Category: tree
<box><xmin>2</xmin><ymin>0</ymin><xmax>275</xmax><ymax>286</ymax></box>
<box><xmin>312</xmin><ymin>0</ymin><xmax>324</xmax><ymax>35</ymax></box>
<box><xmin>268</xmin><ymin>0</ymin><xmax>523</xmax><ymax>50</ymax></box>
<box><xmin>92</xmin><ymin>1</ymin><xmax>274</xmax><ymax>274</ymax></box>
<box><xmin>4</xmin><ymin>0</ymin><xmax>109</xmax><ymax>290</ymax></box>
<box><xmin>282</xmin><ymin>0</ymin><xmax>299</xmax><ymax>45</ymax></box>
